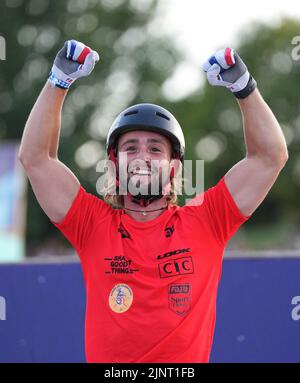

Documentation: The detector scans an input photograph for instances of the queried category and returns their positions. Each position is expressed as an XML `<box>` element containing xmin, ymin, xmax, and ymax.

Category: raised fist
<box><xmin>202</xmin><ymin>48</ymin><xmax>256</xmax><ymax>99</ymax></box>
<box><xmin>48</xmin><ymin>40</ymin><xmax>100</xmax><ymax>89</ymax></box>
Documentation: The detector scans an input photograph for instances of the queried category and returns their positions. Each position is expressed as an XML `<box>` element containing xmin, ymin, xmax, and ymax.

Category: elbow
<box><xmin>18</xmin><ymin>142</ymin><xmax>51</xmax><ymax>169</ymax></box>
<box><xmin>18</xmin><ymin>150</ymin><xmax>26</xmax><ymax>167</ymax></box>
<box><xmin>277</xmin><ymin>146</ymin><xmax>289</xmax><ymax>168</ymax></box>
<box><xmin>18</xmin><ymin>151</ymin><xmax>44</xmax><ymax>170</ymax></box>
<box><xmin>275</xmin><ymin>131</ymin><xmax>289</xmax><ymax>168</ymax></box>
<box><xmin>18</xmin><ymin>147</ymin><xmax>31</xmax><ymax>169</ymax></box>
<box><xmin>250</xmin><ymin>145</ymin><xmax>289</xmax><ymax>171</ymax></box>
<box><xmin>18</xmin><ymin>153</ymin><xmax>31</xmax><ymax>170</ymax></box>
<box><xmin>269</xmin><ymin>146</ymin><xmax>289</xmax><ymax>171</ymax></box>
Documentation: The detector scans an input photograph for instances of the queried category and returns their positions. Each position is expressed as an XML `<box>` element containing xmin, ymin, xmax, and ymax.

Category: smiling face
<box><xmin>117</xmin><ymin>130</ymin><xmax>173</xmax><ymax>197</ymax></box>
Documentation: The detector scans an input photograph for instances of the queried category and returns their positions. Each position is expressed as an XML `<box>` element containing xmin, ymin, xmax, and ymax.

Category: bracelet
<box><xmin>48</xmin><ymin>71</ymin><xmax>73</xmax><ymax>89</ymax></box>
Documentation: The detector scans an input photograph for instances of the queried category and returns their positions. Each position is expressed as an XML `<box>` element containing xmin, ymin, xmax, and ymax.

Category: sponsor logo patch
<box><xmin>168</xmin><ymin>283</ymin><xmax>192</xmax><ymax>316</ymax></box>
<box><xmin>157</xmin><ymin>248</ymin><xmax>191</xmax><ymax>260</ymax></box>
<box><xmin>104</xmin><ymin>255</ymin><xmax>139</xmax><ymax>275</ymax></box>
<box><xmin>118</xmin><ymin>225</ymin><xmax>131</xmax><ymax>239</ymax></box>
<box><xmin>164</xmin><ymin>225</ymin><xmax>175</xmax><ymax>238</ymax></box>
<box><xmin>109</xmin><ymin>283</ymin><xmax>133</xmax><ymax>314</ymax></box>
<box><xmin>158</xmin><ymin>256</ymin><xmax>194</xmax><ymax>279</ymax></box>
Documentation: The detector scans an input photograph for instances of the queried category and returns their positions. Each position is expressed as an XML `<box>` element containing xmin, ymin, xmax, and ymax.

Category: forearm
<box><xmin>19</xmin><ymin>82</ymin><xmax>68</xmax><ymax>165</ymax></box>
<box><xmin>238</xmin><ymin>89</ymin><xmax>288</xmax><ymax>165</ymax></box>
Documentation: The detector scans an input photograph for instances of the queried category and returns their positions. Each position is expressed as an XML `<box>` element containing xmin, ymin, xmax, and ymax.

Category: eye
<box><xmin>151</xmin><ymin>147</ymin><xmax>161</xmax><ymax>152</ymax></box>
<box><xmin>125</xmin><ymin>146</ymin><xmax>136</xmax><ymax>152</ymax></box>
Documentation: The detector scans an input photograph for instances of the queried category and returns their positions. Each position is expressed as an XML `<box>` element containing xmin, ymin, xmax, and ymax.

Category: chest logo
<box><xmin>157</xmin><ymin>248</ymin><xmax>191</xmax><ymax>260</ymax></box>
<box><xmin>104</xmin><ymin>256</ymin><xmax>139</xmax><ymax>275</ymax></box>
<box><xmin>109</xmin><ymin>283</ymin><xmax>133</xmax><ymax>314</ymax></box>
<box><xmin>158</xmin><ymin>256</ymin><xmax>194</xmax><ymax>279</ymax></box>
<box><xmin>164</xmin><ymin>225</ymin><xmax>175</xmax><ymax>238</ymax></box>
<box><xmin>118</xmin><ymin>225</ymin><xmax>131</xmax><ymax>239</ymax></box>
<box><xmin>168</xmin><ymin>283</ymin><xmax>192</xmax><ymax>316</ymax></box>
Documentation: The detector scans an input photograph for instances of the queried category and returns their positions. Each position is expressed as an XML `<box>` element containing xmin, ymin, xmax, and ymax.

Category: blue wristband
<box><xmin>48</xmin><ymin>71</ymin><xmax>71</xmax><ymax>89</ymax></box>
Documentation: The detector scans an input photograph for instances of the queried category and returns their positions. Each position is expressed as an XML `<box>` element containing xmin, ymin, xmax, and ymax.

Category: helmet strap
<box><xmin>109</xmin><ymin>148</ymin><xmax>177</xmax><ymax>207</ymax></box>
<box><xmin>128</xmin><ymin>191</ymin><xmax>164</xmax><ymax>207</ymax></box>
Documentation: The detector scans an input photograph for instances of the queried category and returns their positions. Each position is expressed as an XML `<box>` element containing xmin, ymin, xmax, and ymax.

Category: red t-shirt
<box><xmin>52</xmin><ymin>177</ymin><xmax>249</xmax><ymax>363</ymax></box>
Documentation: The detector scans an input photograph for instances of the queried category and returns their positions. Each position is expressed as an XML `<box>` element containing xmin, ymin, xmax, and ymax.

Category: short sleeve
<box><xmin>51</xmin><ymin>186</ymin><xmax>113</xmax><ymax>253</ymax></box>
<box><xmin>204</xmin><ymin>177</ymin><xmax>250</xmax><ymax>245</ymax></box>
<box><xmin>186</xmin><ymin>177</ymin><xmax>250</xmax><ymax>246</ymax></box>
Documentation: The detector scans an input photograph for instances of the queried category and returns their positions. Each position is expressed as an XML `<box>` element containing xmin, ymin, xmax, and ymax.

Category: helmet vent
<box><xmin>124</xmin><ymin>110</ymin><xmax>138</xmax><ymax>116</ymax></box>
<box><xmin>156</xmin><ymin>112</ymin><xmax>170</xmax><ymax>121</ymax></box>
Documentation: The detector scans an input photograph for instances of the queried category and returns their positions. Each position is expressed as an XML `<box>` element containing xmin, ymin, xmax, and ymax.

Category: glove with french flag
<box><xmin>48</xmin><ymin>40</ymin><xmax>100</xmax><ymax>89</ymax></box>
<box><xmin>202</xmin><ymin>48</ymin><xmax>257</xmax><ymax>99</ymax></box>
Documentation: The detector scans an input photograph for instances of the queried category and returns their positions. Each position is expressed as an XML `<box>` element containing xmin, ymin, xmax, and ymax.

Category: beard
<box><xmin>128</xmin><ymin>172</ymin><xmax>162</xmax><ymax>196</ymax></box>
<box><xmin>118</xmin><ymin>160</ymin><xmax>171</xmax><ymax>198</ymax></box>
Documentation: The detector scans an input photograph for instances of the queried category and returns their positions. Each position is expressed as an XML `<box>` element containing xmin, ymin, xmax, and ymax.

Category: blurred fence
<box><xmin>0</xmin><ymin>255</ymin><xmax>299</xmax><ymax>363</ymax></box>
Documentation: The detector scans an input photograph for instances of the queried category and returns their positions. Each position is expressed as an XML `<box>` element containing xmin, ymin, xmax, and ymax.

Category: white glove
<box><xmin>48</xmin><ymin>40</ymin><xmax>100</xmax><ymax>89</ymax></box>
<box><xmin>202</xmin><ymin>48</ymin><xmax>256</xmax><ymax>98</ymax></box>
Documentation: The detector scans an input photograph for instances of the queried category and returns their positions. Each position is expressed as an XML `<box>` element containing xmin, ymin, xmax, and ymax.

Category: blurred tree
<box><xmin>0</xmin><ymin>1</ymin><xmax>299</xmax><ymax>253</ymax></box>
<box><xmin>0</xmin><ymin>0</ymin><xmax>183</xmax><ymax>255</ymax></box>
<box><xmin>172</xmin><ymin>18</ymin><xmax>300</xmax><ymax>249</ymax></box>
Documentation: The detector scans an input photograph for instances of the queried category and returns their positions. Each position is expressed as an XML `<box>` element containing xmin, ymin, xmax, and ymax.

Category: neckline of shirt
<box><xmin>120</xmin><ymin>204</ymin><xmax>177</xmax><ymax>228</ymax></box>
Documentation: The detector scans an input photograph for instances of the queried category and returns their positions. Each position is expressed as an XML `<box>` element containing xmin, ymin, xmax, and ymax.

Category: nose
<box><xmin>142</xmin><ymin>153</ymin><xmax>151</xmax><ymax>163</ymax></box>
<box><xmin>128</xmin><ymin>148</ymin><xmax>151</xmax><ymax>172</ymax></box>
<box><xmin>137</xmin><ymin>145</ymin><xmax>151</xmax><ymax>163</ymax></box>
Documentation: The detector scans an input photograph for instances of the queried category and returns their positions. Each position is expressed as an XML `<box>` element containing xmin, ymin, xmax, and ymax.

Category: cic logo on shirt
<box><xmin>157</xmin><ymin>248</ymin><xmax>194</xmax><ymax>279</ymax></box>
<box><xmin>158</xmin><ymin>256</ymin><xmax>194</xmax><ymax>279</ymax></box>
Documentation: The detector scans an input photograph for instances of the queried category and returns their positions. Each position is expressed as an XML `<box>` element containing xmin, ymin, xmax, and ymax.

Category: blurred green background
<box><xmin>0</xmin><ymin>0</ymin><xmax>299</xmax><ymax>256</ymax></box>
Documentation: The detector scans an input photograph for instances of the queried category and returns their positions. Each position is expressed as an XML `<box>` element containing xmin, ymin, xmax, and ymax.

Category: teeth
<box><xmin>132</xmin><ymin>169</ymin><xmax>151</xmax><ymax>175</ymax></box>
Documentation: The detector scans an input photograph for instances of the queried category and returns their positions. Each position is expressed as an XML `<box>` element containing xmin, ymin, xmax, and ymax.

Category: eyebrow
<box><xmin>148</xmin><ymin>138</ymin><xmax>166</xmax><ymax>145</ymax></box>
<box><xmin>120</xmin><ymin>139</ymin><xmax>138</xmax><ymax>148</ymax></box>
<box><xmin>120</xmin><ymin>138</ymin><xmax>167</xmax><ymax>148</ymax></box>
